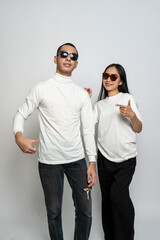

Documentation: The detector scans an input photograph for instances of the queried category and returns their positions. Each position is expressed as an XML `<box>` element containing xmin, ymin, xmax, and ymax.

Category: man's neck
<box><xmin>54</xmin><ymin>73</ymin><xmax>72</xmax><ymax>84</ymax></box>
<box><xmin>56</xmin><ymin>69</ymin><xmax>72</xmax><ymax>77</ymax></box>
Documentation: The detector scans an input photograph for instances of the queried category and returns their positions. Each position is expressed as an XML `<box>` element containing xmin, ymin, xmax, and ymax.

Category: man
<box><xmin>13</xmin><ymin>43</ymin><xmax>97</xmax><ymax>240</ymax></box>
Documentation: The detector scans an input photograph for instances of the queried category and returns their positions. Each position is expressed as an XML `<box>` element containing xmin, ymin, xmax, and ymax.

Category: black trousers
<box><xmin>97</xmin><ymin>150</ymin><xmax>136</xmax><ymax>240</ymax></box>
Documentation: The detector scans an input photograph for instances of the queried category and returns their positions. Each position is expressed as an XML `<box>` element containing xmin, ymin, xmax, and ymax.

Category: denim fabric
<box><xmin>39</xmin><ymin>159</ymin><xmax>92</xmax><ymax>240</ymax></box>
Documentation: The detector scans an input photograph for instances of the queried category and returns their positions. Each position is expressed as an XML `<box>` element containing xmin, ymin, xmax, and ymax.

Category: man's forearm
<box><xmin>15</xmin><ymin>131</ymin><xmax>23</xmax><ymax>142</ymax></box>
<box><xmin>83</xmin><ymin>134</ymin><xmax>97</xmax><ymax>162</ymax></box>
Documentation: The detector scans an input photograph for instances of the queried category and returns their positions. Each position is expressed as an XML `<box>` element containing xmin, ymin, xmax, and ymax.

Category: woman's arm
<box><xmin>116</xmin><ymin>100</ymin><xmax>142</xmax><ymax>133</ymax></box>
<box><xmin>130</xmin><ymin>112</ymin><xmax>142</xmax><ymax>133</ymax></box>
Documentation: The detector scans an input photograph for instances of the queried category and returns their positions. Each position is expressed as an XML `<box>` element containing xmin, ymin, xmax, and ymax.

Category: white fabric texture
<box><xmin>94</xmin><ymin>93</ymin><xmax>142</xmax><ymax>163</ymax></box>
<box><xmin>13</xmin><ymin>73</ymin><xmax>96</xmax><ymax>164</ymax></box>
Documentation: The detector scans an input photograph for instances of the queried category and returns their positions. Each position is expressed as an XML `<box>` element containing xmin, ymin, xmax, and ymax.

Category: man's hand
<box><xmin>87</xmin><ymin>162</ymin><xmax>97</xmax><ymax>188</ymax></box>
<box><xmin>116</xmin><ymin>100</ymin><xmax>135</xmax><ymax>119</ymax></box>
<box><xmin>15</xmin><ymin>132</ymin><xmax>40</xmax><ymax>154</ymax></box>
<box><xmin>84</xmin><ymin>88</ymin><xmax>92</xmax><ymax>98</ymax></box>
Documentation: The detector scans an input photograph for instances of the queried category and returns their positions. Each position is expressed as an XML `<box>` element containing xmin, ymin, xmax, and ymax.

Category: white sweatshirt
<box><xmin>13</xmin><ymin>73</ymin><xmax>96</xmax><ymax>164</ymax></box>
<box><xmin>94</xmin><ymin>93</ymin><xmax>142</xmax><ymax>163</ymax></box>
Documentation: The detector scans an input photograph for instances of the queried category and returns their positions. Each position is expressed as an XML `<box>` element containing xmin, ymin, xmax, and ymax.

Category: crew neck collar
<box><xmin>53</xmin><ymin>73</ymin><xmax>72</xmax><ymax>84</ymax></box>
<box><xmin>106</xmin><ymin>92</ymin><xmax>122</xmax><ymax>100</ymax></box>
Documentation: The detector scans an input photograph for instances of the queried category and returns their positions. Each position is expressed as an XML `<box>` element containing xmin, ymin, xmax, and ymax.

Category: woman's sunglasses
<box><xmin>102</xmin><ymin>73</ymin><xmax>118</xmax><ymax>81</ymax></box>
<box><xmin>58</xmin><ymin>51</ymin><xmax>78</xmax><ymax>61</ymax></box>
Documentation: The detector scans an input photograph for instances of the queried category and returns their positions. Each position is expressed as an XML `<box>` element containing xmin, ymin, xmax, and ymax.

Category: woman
<box><xmin>86</xmin><ymin>63</ymin><xmax>142</xmax><ymax>240</ymax></box>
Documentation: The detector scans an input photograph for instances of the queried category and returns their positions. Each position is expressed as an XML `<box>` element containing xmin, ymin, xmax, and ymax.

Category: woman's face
<box><xmin>103</xmin><ymin>66</ymin><xmax>123</xmax><ymax>97</ymax></box>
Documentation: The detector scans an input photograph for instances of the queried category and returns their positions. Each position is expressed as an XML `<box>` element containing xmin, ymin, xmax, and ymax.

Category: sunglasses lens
<box><xmin>110</xmin><ymin>75</ymin><xmax>118</xmax><ymax>81</ymax></box>
<box><xmin>60</xmin><ymin>51</ymin><xmax>68</xmax><ymax>58</ymax></box>
<box><xmin>102</xmin><ymin>73</ymin><xmax>109</xmax><ymax>79</ymax></box>
<box><xmin>70</xmin><ymin>53</ymin><xmax>78</xmax><ymax>61</ymax></box>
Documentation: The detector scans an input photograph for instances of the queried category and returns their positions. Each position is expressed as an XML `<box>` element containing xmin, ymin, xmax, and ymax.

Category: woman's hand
<box><xmin>84</xmin><ymin>88</ymin><xmax>92</xmax><ymax>98</ymax></box>
<box><xmin>116</xmin><ymin>100</ymin><xmax>142</xmax><ymax>133</ymax></box>
<box><xmin>116</xmin><ymin>100</ymin><xmax>134</xmax><ymax>118</ymax></box>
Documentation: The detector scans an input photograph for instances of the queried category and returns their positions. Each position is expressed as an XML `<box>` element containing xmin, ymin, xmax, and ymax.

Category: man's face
<box><xmin>54</xmin><ymin>45</ymin><xmax>78</xmax><ymax>76</ymax></box>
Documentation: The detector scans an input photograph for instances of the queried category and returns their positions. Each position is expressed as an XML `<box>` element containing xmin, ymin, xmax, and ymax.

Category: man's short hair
<box><xmin>56</xmin><ymin>43</ymin><xmax>78</xmax><ymax>56</ymax></box>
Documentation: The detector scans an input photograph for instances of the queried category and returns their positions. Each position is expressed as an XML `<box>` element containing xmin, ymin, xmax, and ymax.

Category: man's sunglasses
<box><xmin>102</xmin><ymin>73</ymin><xmax>118</xmax><ymax>81</ymax></box>
<box><xmin>58</xmin><ymin>51</ymin><xmax>78</xmax><ymax>61</ymax></box>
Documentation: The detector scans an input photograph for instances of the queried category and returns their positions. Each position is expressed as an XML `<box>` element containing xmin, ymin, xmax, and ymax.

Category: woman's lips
<box><xmin>105</xmin><ymin>83</ymin><xmax>112</xmax><ymax>87</ymax></box>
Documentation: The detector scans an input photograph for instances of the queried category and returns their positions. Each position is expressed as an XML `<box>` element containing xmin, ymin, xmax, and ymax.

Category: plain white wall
<box><xmin>0</xmin><ymin>0</ymin><xmax>160</xmax><ymax>239</ymax></box>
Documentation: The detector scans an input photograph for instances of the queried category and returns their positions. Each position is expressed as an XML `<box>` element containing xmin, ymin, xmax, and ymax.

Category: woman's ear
<box><xmin>119</xmin><ymin>80</ymin><xmax>123</xmax><ymax>86</ymax></box>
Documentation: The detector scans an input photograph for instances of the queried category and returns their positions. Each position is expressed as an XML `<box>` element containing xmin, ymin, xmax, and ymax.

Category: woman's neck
<box><xmin>108</xmin><ymin>90</ymin><xmax>120</xmax><ymax>97</ymax></box>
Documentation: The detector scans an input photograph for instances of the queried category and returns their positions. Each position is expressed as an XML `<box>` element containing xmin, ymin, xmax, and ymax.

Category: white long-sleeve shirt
<box><xmin>94</xmin><ymin>93</ymin><xmax>142</xmax><ymax>163</ymax></box>
<box><xmin>13</xmin><ymin>73</ymin><xmax>96</xmax><ymax>164</ymax></box>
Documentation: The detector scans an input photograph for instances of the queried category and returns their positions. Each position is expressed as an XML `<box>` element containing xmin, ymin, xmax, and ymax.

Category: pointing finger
<box><xmin>128</xmin><ymin>100</ymin><xmax>131</xmax><ymax>106</ymax></box>
<box><xmin>32</xmin><ymin>138</ymin><xmax>40</xmax><ymax>143</ymax></box>
<box><xmin>115</xmin><ymin>104</ymin><xmax>126</xmax><ymax>107</ymax></box>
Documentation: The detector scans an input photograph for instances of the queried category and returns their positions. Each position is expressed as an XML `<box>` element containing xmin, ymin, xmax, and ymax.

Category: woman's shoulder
<box><xmin>121</xmin><ymin>92</ymin><xmax>131</xmax><ymax>97</ymax></box>
<box><xmin>95</xmin><ymin>98</ymin><xmax>106</xmax><ymax>106</ymax></box>
<box><xmin>121</xmin><ymin>93</ymin><xmax>136</xmax><ymax>100</ymax></box>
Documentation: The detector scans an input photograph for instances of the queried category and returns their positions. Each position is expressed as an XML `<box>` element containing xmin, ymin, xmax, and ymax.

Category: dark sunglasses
<box><xmin>102</xmin><ymin>73</ymin><xmax>118</xmax><ymax>81</ymax></box>
<box><xmin>58</xmin><ymin>51</ymin><xmax>78</xmax><ymax>61</ymax></box>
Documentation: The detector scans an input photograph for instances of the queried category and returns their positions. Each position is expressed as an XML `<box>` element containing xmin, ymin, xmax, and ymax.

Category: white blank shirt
<box><xmin>13</xmin><ymin>73</ymin><xmax>96</xmax><ymax>164</ymax></box>
<box><xmin>94</xmin><ymin>93</ymin><xmax>142</xmax><ymax>163</ymax></box>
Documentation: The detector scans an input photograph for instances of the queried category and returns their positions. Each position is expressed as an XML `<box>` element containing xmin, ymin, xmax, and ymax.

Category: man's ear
<box><xmin>54</xmin><ymin>56</ymin><xmax>57</xmax><ymax>64</ymax></box>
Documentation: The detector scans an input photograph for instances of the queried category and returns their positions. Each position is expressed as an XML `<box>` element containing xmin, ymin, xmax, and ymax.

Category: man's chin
<box><xmin>58</xmin><ymin>70</ymin><xmax>72</xmax><ymax>77</ymax></box>
<box><xmin>62</xmin><ymin>68</ymin><xmax>74</xmax><ymax>75</ymax></box>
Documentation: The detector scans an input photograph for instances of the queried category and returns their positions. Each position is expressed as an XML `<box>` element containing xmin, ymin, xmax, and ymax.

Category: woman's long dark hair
<box><xmin>98</xmin><ymin>63</ymin><xmax>130</xmax><ymax>101</ymax></box>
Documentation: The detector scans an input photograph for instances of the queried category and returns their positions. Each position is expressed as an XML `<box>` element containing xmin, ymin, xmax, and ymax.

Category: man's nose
<box><xmin>66</xmin><ymin>54</ymin><xmax>71</xmax><ymax>61</ymax></box>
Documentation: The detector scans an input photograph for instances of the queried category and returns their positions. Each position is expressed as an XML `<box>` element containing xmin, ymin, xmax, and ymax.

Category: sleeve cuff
<box><xmin>88</xmin><ymin>155</ymin><xmax>96</xmax><ymax>162</ymax></box>
<box><xmin>13</xmin><ymin>128</ymin><xmax>24</xmax><ymax>135</ymax></box>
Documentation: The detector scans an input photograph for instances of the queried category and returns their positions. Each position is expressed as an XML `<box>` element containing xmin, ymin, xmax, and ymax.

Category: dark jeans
<box><xmin>39</xmin><ymin>159</ymin><xmax>92</xmax><ymax>240</ymax></box>
<box><xmin>98</xmin><ymin>150</ymin><xmax>136</xmax><ymax>240</ymax></box>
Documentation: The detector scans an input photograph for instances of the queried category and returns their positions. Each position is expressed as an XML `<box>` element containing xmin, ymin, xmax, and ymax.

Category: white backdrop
<box><xmin>0</xmin><ymin>0</ymin><xmax>160</xmax><ymax>239</ymax></box>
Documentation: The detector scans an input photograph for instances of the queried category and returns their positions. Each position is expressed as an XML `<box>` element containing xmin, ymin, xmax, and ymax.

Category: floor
<box><xmin>0</xmin><ymin>214</ymin><xmax>159</xmax><ymax>240</ymax></box>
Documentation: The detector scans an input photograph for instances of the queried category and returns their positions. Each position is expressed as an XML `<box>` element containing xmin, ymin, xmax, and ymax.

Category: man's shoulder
<box><xmin>72</xmin><ymin>83</ymin><xmax>89</xmax><ymax>97</ymax></box>
<box><xmin>32</xmin><ymin>78</ymin><xmax>53</xmax><ymax>90</ymax></box>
